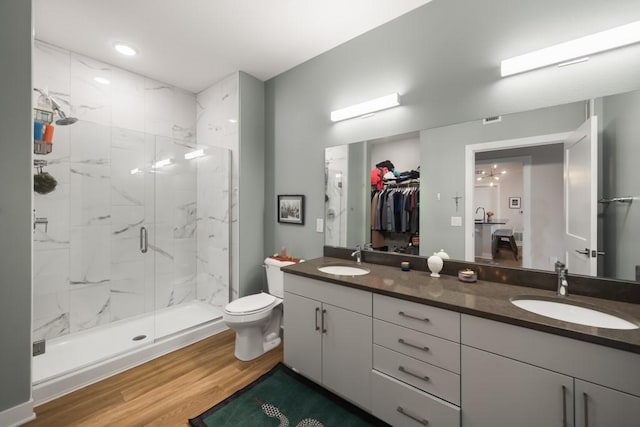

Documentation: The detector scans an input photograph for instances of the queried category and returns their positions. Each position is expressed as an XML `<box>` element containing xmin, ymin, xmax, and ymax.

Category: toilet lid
<box><xmin>225</xmin><ymin>293</ymin><xmax>277</xmax><ymax>314</ymax></box>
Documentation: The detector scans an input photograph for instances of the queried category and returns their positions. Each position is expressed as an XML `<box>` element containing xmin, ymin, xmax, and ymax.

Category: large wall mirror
<box><xmin>325</xmin><ymin>88</ymin><xmax>640</xmax><ymax>283</ymax></box>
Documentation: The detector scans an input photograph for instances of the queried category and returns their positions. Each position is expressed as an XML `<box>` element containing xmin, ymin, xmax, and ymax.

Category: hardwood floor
<box><xmin>26</xmin><ymin>329</ymin><xmax>283</xmax><ymax>426</ymax></box>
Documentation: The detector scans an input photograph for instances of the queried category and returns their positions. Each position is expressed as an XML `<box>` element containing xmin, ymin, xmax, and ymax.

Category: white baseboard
<box><xmin>0</xmin><ymin>399</ymin><xmax>35</xmax><ymax>427</ymax></box>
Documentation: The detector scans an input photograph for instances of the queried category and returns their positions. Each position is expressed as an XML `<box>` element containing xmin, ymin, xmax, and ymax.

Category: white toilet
<box><xmin>223</xmin><ymin>257</ymin><xmax>295</xmax><ymax>361</ymax></box>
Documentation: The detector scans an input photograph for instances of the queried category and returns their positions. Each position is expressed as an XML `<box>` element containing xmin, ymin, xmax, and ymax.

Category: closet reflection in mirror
<box><xmin>326</xmin><ymin>88</ymin><xmax>640</xmax><ymax>282</ymax></box>
<box><xmin>325</xmin><ymin>132</ymin><xmax>420</xmax><ymax>254</ymax></box>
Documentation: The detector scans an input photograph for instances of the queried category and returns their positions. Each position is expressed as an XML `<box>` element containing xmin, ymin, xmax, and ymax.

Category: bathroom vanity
<box><xmin>282</xmin><ymin>256</ymin><xmax>640</xmax><ymax>427</ymax></box>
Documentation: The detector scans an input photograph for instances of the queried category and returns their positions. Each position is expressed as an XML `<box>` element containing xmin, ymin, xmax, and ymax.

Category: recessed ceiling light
<box><xmin>94</xmin><ymin>77</ymin><xmax>110</xmax><ymax>85</ymax></box>
<box><xmin>114</xmin><ymin>43</ymin><xmax>137</xmax><ymax>56</ymax></box>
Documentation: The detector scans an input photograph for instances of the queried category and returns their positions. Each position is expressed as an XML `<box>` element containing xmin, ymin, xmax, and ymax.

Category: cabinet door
<box><xmin>575</xmin><ymin>379</ymin><xmax>640</xmax><ymax>427</ymax></box>
<box><xmin>462</xmin><ymin>346</ymin><xmax>574</xmax><ymax>427</ymax></box>
<box><xmin>322</xmin><ymin>303</ymin><xmax>373</xmax><ymax>411</ymax></box>
<box><xmin>283</xmin><ymin>291</ymin><xmax>322</xmax><ymax>384</ymax></box>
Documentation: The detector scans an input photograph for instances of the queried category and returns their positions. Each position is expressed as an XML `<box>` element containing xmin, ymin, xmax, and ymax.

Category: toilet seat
<box><xmin>225</xmin><ymin>293</ymin><xmax>277</xmax><ymax>315</ymax></box>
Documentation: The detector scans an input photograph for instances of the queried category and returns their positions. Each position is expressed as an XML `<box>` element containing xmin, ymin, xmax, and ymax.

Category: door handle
<box><xmin>140</xmin><ymin>226</ymin><xmax>148</xmax><ymax>253</ymax></box>
<box><xmin>321</xmin><ymin>309</ymin><xmax>327</xmax><ymax>333</ymax></box>
<box><xmin>583</xmin><ymin>392</ymin><xmax>589</xmax><ymax>427</ymax></box>
<box><xmin>561</xmin><ymin>385</ymin><xmax>567</xmax><ymax>427</ymax></box>
<box><xmin>575</xmin><ymin>248</ymin><xmax>589</xmax><ymax>256</ymax></box>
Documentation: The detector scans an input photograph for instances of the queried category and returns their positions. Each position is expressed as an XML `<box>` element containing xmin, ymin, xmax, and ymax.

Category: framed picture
<box><xmin>277</xmin><ymin>194</ymin><xmax>305</xmax><ymax>225</ymax></box>
<box><xmin>509</xmin><ymin>197</ymin><xmax>521</xmax><ymax>209</ymax></box>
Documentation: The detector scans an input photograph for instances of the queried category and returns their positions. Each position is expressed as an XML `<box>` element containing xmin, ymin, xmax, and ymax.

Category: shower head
<box><xmin>33</xmin><ymin>88</ymin><xmax>78</xmax><ymax>126</ymax></box>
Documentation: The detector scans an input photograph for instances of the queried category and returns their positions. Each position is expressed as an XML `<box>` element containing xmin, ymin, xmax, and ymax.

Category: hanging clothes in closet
<box><xmin>371</xmin><ymin>184</ymin><xmax>419</xmax><ymax>234</ymax></box>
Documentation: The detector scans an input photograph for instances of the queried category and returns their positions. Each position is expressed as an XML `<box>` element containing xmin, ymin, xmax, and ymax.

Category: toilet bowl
<box><xmin>223</xmin><ymin>257</ymin><xmax>296</xmax><ymax>361</ymax></box>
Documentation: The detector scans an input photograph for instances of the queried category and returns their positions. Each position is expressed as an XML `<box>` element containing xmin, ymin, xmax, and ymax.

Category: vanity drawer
<box><xmin>374</xmin><ymin>294</ymin><xmax>460</xmax><ymax>342</ymax></box>
<box><xmin>374</xmin><ymin>344</ymin><xmax>460</xmax><ymax>405</ymax></box>
<box><xmin>372</xmin><ymin>370</ymin><xmax>460</xmax><ymax>427</ymax></box>
<box><xmin>374</xmin><ymin>319</ymin><xmax>460</xmax><ymax>373</ymax></box>
<box><xmin>284</xmin><ymin>273</ymin><xmax>372</xmax><ymax>315</ymax></box>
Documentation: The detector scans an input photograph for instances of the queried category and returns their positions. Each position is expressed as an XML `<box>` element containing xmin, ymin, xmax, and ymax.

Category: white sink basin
<box><xmin>317</xmin><ymin>265</ymin><xmax>370</xmax><ymax>276</ymax></box>
<box><xmin>511</xmin><ymin>296</ymin><xmax>638</xmax><ymax>330</ymax></box>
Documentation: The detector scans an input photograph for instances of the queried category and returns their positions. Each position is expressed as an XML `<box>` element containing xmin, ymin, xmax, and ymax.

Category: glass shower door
<box><xmin>152</xmin><ymin>137</ymin><xmax>230</xmax><ymax>339</ymax></box>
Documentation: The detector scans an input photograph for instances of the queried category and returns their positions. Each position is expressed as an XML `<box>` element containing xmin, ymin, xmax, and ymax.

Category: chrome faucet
<box><xmin>555</xmin><ymin>261</ymin><xmax>568</xmax><ymax>296</ymax></box>
<box><xmin>351</xmin><ymin>244</ymin><xmax>363</xmax><ymax>264</ymax></box>
<box><xmin>475</xmin><ymin>206</ymin><xmax>486</xmax><ymax>222</ymax></box>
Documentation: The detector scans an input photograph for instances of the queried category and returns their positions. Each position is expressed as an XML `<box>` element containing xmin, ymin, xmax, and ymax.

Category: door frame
<box><xmin>464</xmin><ymin>132</ymin><xmax>571</xmax><ymax>262</ymax></box>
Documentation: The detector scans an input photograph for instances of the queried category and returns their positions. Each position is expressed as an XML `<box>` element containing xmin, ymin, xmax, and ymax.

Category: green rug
<box><xmin>188</xmin><ymin>363</ymin><xmax>388</xmax><ymax>427</ymax></box>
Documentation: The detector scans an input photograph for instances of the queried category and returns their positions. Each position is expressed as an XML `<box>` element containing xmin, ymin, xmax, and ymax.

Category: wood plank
<box><xmin>25</xmin><ymin>330</ymin><xmax>283</xmax><ymax>426</ymax></box>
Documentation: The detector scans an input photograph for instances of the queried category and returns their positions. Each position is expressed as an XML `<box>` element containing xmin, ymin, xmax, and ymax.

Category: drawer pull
<box><xmin>398</xmin><ymin>365</ymin><xmax>430</xmax><ymax>382</ymax></box>
<box><xmin>398</xmin><ymin>338</ymin><xmax>430</xmax><ymax>352</ymax></box>
<box><xmin>398</xmin><ymin>311</ymin><xmax>430</xmax><ymax>322</ymax></box>
<box><xmin>397</xmin><ymin>406</ymin><xmax>429</xmax><ymax>425</ymax></box>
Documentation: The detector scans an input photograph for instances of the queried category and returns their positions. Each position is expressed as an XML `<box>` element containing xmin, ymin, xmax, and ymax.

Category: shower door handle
<box><xmin>140</xmin><ymin>226</ymin><xmax>148</xmax><ymax>253</ymax></box>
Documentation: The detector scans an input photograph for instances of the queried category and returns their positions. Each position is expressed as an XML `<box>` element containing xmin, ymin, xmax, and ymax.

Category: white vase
<box><xmin>427</xmin><ymin>253</ymin><xmax>443</xmax><ymax>278</ymax></box>
<box><xmin>436</xmin><ymin>249</ymin><xmax>450</xmax><ymax>260</ymax></box>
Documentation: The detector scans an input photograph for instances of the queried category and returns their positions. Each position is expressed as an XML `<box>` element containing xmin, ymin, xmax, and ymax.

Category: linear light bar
<box><xmin>184</xmin><ymin>149</ymin><xmax>205</xmax><ymax>160</ymax></box>
<box><xmin>501</xmin><ymin>20</ymin><xmax>640</xmax><ymax>77</ymax></box>
<box><xmin>152</xmin><ymin>158</ymin><xmax>172</xmax><ymax>169</ymax></box>
<box><xmin>331</xmin><ymin>93</ymin><xmax>400</xmax><ymax>122</ymax></box>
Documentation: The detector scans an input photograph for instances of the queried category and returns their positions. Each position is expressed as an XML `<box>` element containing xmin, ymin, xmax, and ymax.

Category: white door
<box><xmin>563</xmin><ymin>116</ymin><xmax>597</xmax><ymax>275</ymax></box>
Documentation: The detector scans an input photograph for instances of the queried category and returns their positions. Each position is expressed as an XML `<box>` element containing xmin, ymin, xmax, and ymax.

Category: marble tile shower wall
<box><xmin>196</xmin><ymin>73</ymin><xmax>239</xmax><ymax>300</ymax></box>
<box><xmin>32</xmin><ymin>40</ymin><xmax>231</xmax><ymax>341</ymax></box>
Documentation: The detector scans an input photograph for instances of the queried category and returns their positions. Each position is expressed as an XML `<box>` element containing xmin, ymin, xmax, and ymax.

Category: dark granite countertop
<box><xmin>282</xmin><ymin>256</ymin><xmax>640</xmax><ymax>354</ymax></box>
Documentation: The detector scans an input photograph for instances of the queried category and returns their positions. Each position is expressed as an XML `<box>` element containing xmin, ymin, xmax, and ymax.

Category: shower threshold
<box><xmin>33</xmin><ymin>300</ymin><xmax>225</xmax><ymax>404</ymax></box>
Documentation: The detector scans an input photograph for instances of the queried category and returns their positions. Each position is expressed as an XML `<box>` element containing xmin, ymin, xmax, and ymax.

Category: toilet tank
<box><xmin>264</xmin><ymin>257</ymin><xmax>297</xmax><ymax>298</ymax></box>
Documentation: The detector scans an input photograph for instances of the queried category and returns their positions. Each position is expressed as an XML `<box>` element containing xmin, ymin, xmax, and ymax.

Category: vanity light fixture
<box><xmin>330</xmin><ymin>93</ymin><xmax>400</xmax><ymax>122</ymax></box>
<box><xmin>501</xmin><ymin>20</ymin><xmax>640</xmax><ymax>77</ymax></box>
<box><xmin>184</xmin><ymin>149</ymin><xmax>205</xmax><ymax>160</ymax></box>
<box><xmin>114</xmin><ymin>42</ymin><xmax>137</xmax><ymax>56</ymax></box>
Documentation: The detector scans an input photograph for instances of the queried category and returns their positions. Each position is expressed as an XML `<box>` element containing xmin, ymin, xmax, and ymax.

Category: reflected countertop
<box><xmin>474</xmin><ymin>219</ymin><xmax>508</xmax><ymax>225</ymax></box>
<box><xmin>282</xmin><ymin>256</ymin><xmax>640</xmax><ymax>354</ymax></box>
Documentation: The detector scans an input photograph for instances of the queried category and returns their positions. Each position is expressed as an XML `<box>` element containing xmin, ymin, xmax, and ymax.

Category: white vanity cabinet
<box><xmin>574</xmin><ymin>380</ymin><xmax>640</xmax><ymax>427</ymax></box>
<box><xmin>461</xmin><ymin>314</ymin><xmax>640</xmax><ymax>427</ymax></box>
<box><xmin>371</xmin><ymin>294</ymin><xmax>461</xmax><ymax>426</ymax></box>
<box><xmin>461</xmin><ymin>346</ymin><xmax>574</xmax><ymax>427</ymax></box>
<box><xmin>283</xmin><ymin>274</ymin><xmax>373</xmax><ymax>411</ymax></box>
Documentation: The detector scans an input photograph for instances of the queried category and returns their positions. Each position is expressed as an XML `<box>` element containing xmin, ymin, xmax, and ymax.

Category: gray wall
<box><xmin>0</xmin><ymin>0</ymin><xmax>33</xmax><ymax>416</ymax></box>
<box><xmin>421</xmin><ymin>101</ymin><xmax>584</xmax><ymax>263</ymax></box>
<box><xmin>602</xmin><ymin>90</ymin><xmax>640</xmax><ymax>281</ymax></box>
<box><xmin>239</xmin><ymin>72</ymin><xmax>266</xmax><ymax>295</ymax></box>
<box><xmin>264</xmin><ymin>0</ymin><xmax>640</xmax><ymax>260</ymax></box>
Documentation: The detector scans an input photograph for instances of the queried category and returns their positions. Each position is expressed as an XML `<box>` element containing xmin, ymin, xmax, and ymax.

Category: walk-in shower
<box><xmin>32</xmin><ymin>119</ymin><xmax>231</xmax><ymax>402</ymax></box>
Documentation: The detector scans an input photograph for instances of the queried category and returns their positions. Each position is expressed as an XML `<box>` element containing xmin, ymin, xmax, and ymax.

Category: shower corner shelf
<box><xmin>34</xmin><ymin>140</ymin><xmax>52</xmax><ymax>155</ymax></box>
